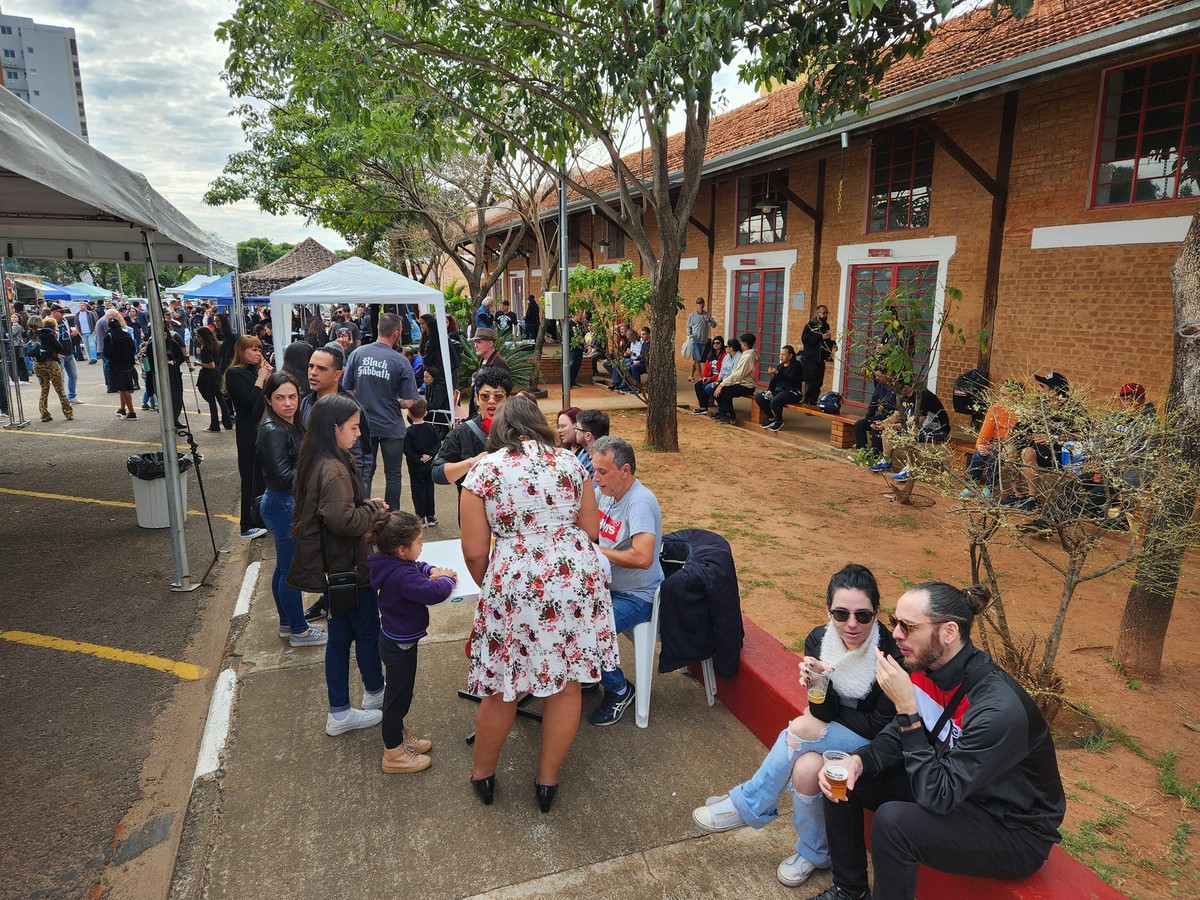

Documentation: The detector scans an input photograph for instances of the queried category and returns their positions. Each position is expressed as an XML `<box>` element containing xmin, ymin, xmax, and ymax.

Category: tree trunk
<box><xmin>645</xmin><ymin>255</ymin><xmax>681</xmax><ymax>452</ymax></box>
<box><xmin>1115</xmin><ymin>206</ymin><xmax>1200</xmax><ymax>678</ymax></box>
<box><xmin>1039</xmin><ymin>557</ymin><xmax>1083</xmax><ymax>682</ymax></box>
<box><xmin>527</xmin><ymin>318</ymin><xmax>549</xmax><ymax>392</ymax></box>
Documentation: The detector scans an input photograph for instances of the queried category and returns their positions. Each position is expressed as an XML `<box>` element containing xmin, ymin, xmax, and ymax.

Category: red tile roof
<box><xmin>571</xmin><ymin>0</ymin><xmax>1193</xmax><ymax>201</ymax></box>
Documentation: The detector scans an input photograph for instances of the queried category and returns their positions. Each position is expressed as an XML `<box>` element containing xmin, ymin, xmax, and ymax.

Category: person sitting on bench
<box><xmin>852</xmin><ymin>367</ymin><xmax>895</xmax><ymax>454</ymax></box>
<box><xmin>867</xmin><ymin>381</ymin><xmax>950</xmax><ymax>481</ymax></box>
<box><xmin>961</xmin><ymin>381</ymin><xmax>1019</xmax><ymax>499</ymax></box>
<box><xmin>810</xmin><ymin>581</ymin><xmax>1064</xmax><ymax>900</ymax></box>
<box><xmin>713</xmin><ymin>332</ymin><xmax>759</xmax><ymax>424</ymax></box>
<box><xmin>693</xmin><ymin>336</ymin><xmax>732</xmax><ymax>415</ymax></box>
<box><xmin>755</xmin><ymin>344</ymin><xmax>804</xmax><ymax>432</ymax></box>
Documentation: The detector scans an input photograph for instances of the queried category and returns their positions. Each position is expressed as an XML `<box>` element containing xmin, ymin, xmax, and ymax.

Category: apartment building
<box><xmin>0</xmin><ymin>6</ymin><xmax>87</xmax><ymax>140</ymax></box>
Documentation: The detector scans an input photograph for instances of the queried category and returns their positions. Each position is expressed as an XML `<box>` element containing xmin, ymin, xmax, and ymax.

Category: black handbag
<box><xmin>317</xmin><ymin>472</ymin><xmax>358</xmax><ymax>615</ymax></box>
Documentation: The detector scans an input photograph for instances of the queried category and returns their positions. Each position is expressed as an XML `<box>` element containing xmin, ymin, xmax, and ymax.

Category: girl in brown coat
<box><xmin>289</xmin><ymin>393</ymin><xmax>388</xmax><ymax>736</ymax></box>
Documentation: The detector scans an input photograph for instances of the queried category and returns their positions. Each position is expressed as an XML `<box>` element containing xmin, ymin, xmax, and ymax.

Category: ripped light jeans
<box><xmin>728</xmin><ymin>720</ymin><xmax>869</xmax><ymax>868</ymax></box>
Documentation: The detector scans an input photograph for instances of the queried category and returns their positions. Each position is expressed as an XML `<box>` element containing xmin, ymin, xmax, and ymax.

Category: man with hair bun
<box><xmin>810</xmin><ymin>581</ymin><xmax>1065</xmax><ymax>900</ymax></box>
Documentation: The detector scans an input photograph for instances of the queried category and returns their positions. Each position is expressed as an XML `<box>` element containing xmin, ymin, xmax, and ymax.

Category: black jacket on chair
<box><xmin>657</xmin><ymin>529</ymin><xmax>743</xmax><ymax>678</ymax></box>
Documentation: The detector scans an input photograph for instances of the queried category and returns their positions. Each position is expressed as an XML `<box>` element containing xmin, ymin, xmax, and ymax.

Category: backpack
<box><xmin>25</xmin><ymin>335</ymin><xmax>44</xmax><ymax>362</ymax></box>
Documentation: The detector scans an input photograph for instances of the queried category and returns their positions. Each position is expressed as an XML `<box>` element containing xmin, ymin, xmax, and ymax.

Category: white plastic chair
<box><xmin>630</xmin><ymin>585</ymin><xmax>717</xmax><ymax>729</ymax></box>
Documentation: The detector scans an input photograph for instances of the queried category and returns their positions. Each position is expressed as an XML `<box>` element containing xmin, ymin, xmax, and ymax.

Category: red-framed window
<box><xmin>733</xmin><ymin>269</ymin><xmax>784</xmax><ymax>383</ymax></box>
<box><xmin>604</xmin><ymin>218</ymin><xmax>625</xmax><ymax>259</ymax></box>
<box><xmin>567</xmin><ymin>214</ymin><xmax>581</xmax><ymax>264</ymax></box>
<box><xmin>841</xmin><ymin>263</ymin><xmax>938</xmax><ymax>406</ymax></box>
<box><xmin>1092</xmin><ymin>47</ymin><xmax>1200</xmax><ymax>207</ymax></box>
<box><xmin>868</xmin><ymin>127</ymin><xmax>934</xmax><ymax>233</ymax></box>
<box><xmin>736</xmin><ymin>173</ymin><xmax>788</xmax><ymax>246</ymax></box>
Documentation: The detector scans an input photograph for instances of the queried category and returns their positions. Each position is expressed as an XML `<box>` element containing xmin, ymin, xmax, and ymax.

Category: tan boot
<box><xmin>403</xmin><ymin>730</ymin><xmax>433</xmax><ymax>755</ymax></box>
<box><xmin>382</xmin><ymin>744</ymin><xmax>431</xmax><ymax>774</ymax></box>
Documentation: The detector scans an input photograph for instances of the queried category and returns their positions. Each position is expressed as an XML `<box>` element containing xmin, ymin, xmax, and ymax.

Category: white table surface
<box><xmin>420</xmin><ymin>538</ymin><xmax>481</xmax><ymax>604</ymax></box>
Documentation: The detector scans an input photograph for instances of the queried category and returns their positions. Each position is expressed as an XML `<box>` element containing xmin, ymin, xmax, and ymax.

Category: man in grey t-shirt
<box><xmin>589</xmin><ymin>435</ymin><xmax>664</xmax><ymax>726</ymax></box>
<box><xmin>686</xmin><ymin>297</ymin><xmax>716</xmax><ymax>383</ymax></box>
<box><xmin>341</xmin><ymin>312</ymin><xmax>419</xmax><ymax>512</ymax></box>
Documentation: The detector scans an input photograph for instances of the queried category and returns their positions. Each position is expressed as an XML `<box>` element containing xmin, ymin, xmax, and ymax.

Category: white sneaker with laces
<box><xmin>777</xmin><ymin>852</ymin><xmax>821</xmax><ymax>887</ymax></box>
<box><xmin>325</xmin><ymin>708</ymin><xmax>382</xmax><ymax>736</ymax></box>
<box><xmin>691</xmin><ymin>794</ymin><xmax>746</xmax><ymax>833</ymax></box>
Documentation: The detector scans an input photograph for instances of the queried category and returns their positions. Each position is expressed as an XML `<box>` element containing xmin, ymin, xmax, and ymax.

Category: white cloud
<box><xmin>3</xmin><ymin>0</ymin><xmax>349</xmax><ymax>252</ymax></box>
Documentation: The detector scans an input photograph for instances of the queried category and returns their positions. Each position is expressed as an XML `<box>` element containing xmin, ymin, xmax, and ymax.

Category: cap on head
<box><xmin>1034</xmin><ymin>371</ymin><xmax>1070</xmax><ymax>396</ymax></box>
<box><xmin>1119</xmin><ymin>382</ymin><xmax>1146</xmax><ymax>399</ymax></box>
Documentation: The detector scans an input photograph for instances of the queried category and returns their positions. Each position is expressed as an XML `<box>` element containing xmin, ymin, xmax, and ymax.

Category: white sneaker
<box><xmin>325</xmin><ymin>708</ymin><xmax>382</xmax><ymax>736</ymax></box>
<box><xmin>242</xmin><ymin>527</ymin><xmax>267</xmax><ymax>539</ymax></box>
<box><xmin>692</xmin><ymin>794</ymin><xmax>746</xmax><ymax>833</ymax></box>
<box><xmin>279</xmin><ymin>623</ymin><xmax>325</xmax><ymax>639</ymax></box>
<box><xmin>289</xmin><ymin>628</ymin><xmax>328</xmax><ymax>648</ymax></box>
<box><xmin>362</xmin><ymin>687</ymin><xmax>386</xmax><ymax>711</ymax></box>
<box><xmin>777</xmin><ymin>852</ymin><xmax>821</xmax><ymax>887</ymax></box>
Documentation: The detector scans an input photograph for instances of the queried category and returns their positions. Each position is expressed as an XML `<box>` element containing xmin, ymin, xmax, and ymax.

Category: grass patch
<box><xmin>1155</xmin><ymin>751</ymin><xmax>1200</xmax><ymax>811</ymax></box>
<box><xmin>1059</xmin><ymin>809</ymin><xmax>1130</xmax><ymax>887</ymax></box>
<box><xmin>871</xmin><ymin>512</ymin><xmax>916</xmax><ymax>529</ymax></box>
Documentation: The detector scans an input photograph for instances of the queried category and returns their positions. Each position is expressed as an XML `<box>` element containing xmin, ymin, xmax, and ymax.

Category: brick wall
<box><xmin>493</xmin><ymin>40</ymin><xmax>1199</xmax><ymax>413</ymax></box>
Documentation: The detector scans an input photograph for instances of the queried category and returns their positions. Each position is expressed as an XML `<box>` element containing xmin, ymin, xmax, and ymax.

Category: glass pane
<box><xmin>1149</xmin><ymin>55</ymin><xmax>1190</xmax><ymax>85</ymax></box>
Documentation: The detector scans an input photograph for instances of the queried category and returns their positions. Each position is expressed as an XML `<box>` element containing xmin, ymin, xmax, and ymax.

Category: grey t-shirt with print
<box><xmin>598</xmin><ymin>479</ymin><xmax>664</xmax><ymax>602</ymax></box>
<box><xmin>342</xmin><ymin>341</ymin><xmax>419</xmax><ymax>439</ymax></box>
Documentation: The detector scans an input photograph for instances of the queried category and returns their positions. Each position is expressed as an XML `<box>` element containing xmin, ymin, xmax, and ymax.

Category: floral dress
<box><xmin>462</xmin><ymin>440</ymin><xmax>617</xmax><ymax>700</ymax></box>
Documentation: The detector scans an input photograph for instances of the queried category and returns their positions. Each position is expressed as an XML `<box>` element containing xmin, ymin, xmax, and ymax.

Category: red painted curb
<box><xmin>689</xmin><ymin>616</ymin><xmax>1128</xmax><ymax>900</ymax></box>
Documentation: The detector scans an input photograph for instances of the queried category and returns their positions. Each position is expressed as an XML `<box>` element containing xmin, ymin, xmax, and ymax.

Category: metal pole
<box><xmin>142</xmin><ymin>231</ymin><xmax>198</xmax><ymax>592</ymax></box>
<box><xmin>116</xmin><ymin>261</ymin><xmax>124</xmax><ymax>296</ymax></box>
<box><xmin>559</xmin><ymin>176</ymin><xmax>570</xmax><ymax>408</ymax></box>
<box><xmin>231</xmin><ymin>269</ymin><xmax>246</xmax><ymax>338</ymax></box>
<box><xmin>1</xmin><ymin>261</ymin><xmax>29</xmax><ymax>429</ymax></box>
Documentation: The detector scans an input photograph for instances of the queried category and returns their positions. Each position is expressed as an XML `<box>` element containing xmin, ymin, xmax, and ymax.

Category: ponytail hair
<box><xmin>911</xmin><ymin>581</ymin><xmax>993</xmax><ymax>641</ymax></box>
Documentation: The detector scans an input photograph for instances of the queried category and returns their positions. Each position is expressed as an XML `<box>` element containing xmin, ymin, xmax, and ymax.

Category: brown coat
<box><xmin>287</xmin><ymin>457</ymin><xmax>385</xmax><ymax>593</ymax></box>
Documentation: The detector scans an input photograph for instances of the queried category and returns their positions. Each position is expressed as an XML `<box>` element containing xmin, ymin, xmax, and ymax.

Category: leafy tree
<box><xmin>237</xmin><ymin>237</ymin><xmax>294</xmax><ymax>272</ymax></box>
<box><xmin>215</xmin><ymin>0</ymin><xmax>1030</xmax><ymax>451</ymax></box>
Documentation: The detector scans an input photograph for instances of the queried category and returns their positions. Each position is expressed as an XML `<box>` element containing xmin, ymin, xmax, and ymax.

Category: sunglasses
<box><xmin>887</xmin><ymin>615</ymin><xmax>939</xmax><ymax>637</ymax></box>
<box><xmin>830</xmin><ymin>609</ymin><xmax>875</xmax><ymax>624</ymax></box>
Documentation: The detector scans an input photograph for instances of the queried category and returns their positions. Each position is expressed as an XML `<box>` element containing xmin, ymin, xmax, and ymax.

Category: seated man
<box><xmin>1001</xmin><ymin>372</ymin><xmax>1076</xmax><ymax>512</ymax></box>
<box><xmin>852</xmin><ymin>369</ymin><xmax>895</xmax><ymax>453</ymax></box>
<box><xmin>614</xmin><ymin>326</ymin><xmax>650</xmax><ymax>393</ymax></box>
<box><xmin>812</xmin><ymin>580</ymin><xmax>1065</xmax><ymax>900</ymax></box>
<box><xmin>588</xmin><ymin>435</ymin><xmax>664</xmax><ymax>726</ymax></box>
<box><xmin>867</xmin><ymin>381</ymin><xmax>950</xmax><ymax>482</ymax></box>
<box><xmin>961</xmin><ymin>381</ymin><xmax>1019</xmax><ymax>499</ymax></box>
<box><xmin>755</xmin><ymin>344</ymin><xmax>804</xmax><ymax>432</ymax></box>
<box><xmin>713</xmin><ymin>332</ymin><xmax>759</xmax><ymax>424</ymax></box>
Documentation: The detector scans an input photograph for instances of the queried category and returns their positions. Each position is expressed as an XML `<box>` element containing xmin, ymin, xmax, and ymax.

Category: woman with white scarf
<box><xmin>692</xmin><ymin>564</ymin><xmax>903</xmax><ymax>888</ymax></box>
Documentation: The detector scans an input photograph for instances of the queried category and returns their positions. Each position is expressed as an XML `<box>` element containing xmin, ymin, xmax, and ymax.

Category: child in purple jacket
<box><xmin>368</xmin><ymin>511</ymin><xmax>458</xmax><ymax>775</ymax></box>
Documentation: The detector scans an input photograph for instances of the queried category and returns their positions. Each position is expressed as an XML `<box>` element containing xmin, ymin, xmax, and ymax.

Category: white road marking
<box><xmin>193</xmin><ymin>668</ymin><xmax>238</xmax><ymax>785</ymax></box>
<box><xmin>233</xmin><ymin>562</ymin><xmax>260</xmax><ymax>618</ymax></box>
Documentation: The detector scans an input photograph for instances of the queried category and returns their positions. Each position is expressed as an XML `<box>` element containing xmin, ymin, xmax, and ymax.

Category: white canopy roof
<box><xmin>0</xmin><ymin>88</ymin><xmax>235</xmax><ymax>267</ymax></box>
<box><xmin>271</xmin><ymin>256</ymin><xmax>444</xmax><ymax>305</ymax></box>
<box><xmin>166</xmin><ymin>274</ymin><xmax>219</xmax><ymax>296</ymax></box>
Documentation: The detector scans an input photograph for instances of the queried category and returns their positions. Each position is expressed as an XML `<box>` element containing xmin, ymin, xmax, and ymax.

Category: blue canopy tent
<box><xmin>182</xmin><ymin>272</ymin><xmax>267</xmax><ymax>308</ymax></box>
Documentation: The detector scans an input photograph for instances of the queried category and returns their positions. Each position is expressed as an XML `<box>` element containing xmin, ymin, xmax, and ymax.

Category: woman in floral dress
<box><xmin>460</xmin><ymin>395</ymin><xmax>616</xmax><ymax>813</ymax></box>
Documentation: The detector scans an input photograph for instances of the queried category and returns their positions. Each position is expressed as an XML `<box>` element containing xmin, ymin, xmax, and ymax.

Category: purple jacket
<box><xmin>368</xmin><ymin>553</ymin><xmax>456</xmax><ymax>642</ymax></box>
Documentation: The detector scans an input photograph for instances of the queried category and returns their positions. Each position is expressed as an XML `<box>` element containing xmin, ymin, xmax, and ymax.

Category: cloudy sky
<box><xmin>4</xmin><ymin>0</ymin><xmax>349</xmax><ymax>251</ymax></box>
<box><xmin>4</xmin><ymin>1</ymin><xmax>760</xmax><ymax>254</ymax></box>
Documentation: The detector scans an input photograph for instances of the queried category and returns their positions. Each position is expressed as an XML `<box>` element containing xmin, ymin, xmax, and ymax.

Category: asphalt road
<box><xmin>0</xmin><ymin>362</ymin><xmax>244</xmax><ymax>899</ymax></box>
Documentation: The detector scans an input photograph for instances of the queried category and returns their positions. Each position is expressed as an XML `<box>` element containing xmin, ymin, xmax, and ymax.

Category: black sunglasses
<box><xmin>830</xmin><ymin>608</ymin><xmax>875</xmax><ymax>624</ymax></box>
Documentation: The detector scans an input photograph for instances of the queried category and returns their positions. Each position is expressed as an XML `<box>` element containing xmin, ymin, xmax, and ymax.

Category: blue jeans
<box><xmin>61</xmin><ymin>352</ymin><xmax>77</xmax><ymax>398</ymax></box>
<box><xmin>325</xmin><ymin>584</ymin><xmax>384</xmax><ymax>712</ymax></box>
<box><xmin>83</xmin><ymin>332</ymin><xmax>97</xmax><ymax>361</ymax></box>
<box><xmin>728</xmin><ymin>722</ymin><xmax>869</xmax><ymax>868</ymax></box>
<box><xmin>967</xmin><ymin>450</ymin><xmax>1000</xmax><ymax>486</ymax></box>
<box><xmin>599</xmin><ymin>590</ymin><xmax>654</xmax><ymax>692</ymax></box>
<box><xmin>364</xmin><ymin>436</ymin><xmax>405</xmax><ymax>512</ymax></box>
<box><xmin>259</xmin><ymin>490</ymin><xmax>307</xmax><ymax>635</ymax></box>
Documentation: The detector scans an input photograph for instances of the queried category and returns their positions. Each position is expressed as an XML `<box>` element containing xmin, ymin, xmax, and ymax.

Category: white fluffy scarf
<box><xmin>819</xmin><ymin>621</ymin><xmax>881</xmax><ymax>701</ymax></box>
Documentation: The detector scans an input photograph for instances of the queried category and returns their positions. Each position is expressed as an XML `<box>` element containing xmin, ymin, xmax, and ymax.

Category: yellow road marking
<box><xmin>1</xmin><ymin>430</ymin><xmax>159</xmax><ymax>447</ymax></box>
<box><xmin>0</xmin><ymin>486</ymin><xmax>239</xmax><ymax>524</ymax></box>
<box><xmin>0</xmin><ymin>630</ymin><xmax>208</xmax><ymax>681</ymax></box>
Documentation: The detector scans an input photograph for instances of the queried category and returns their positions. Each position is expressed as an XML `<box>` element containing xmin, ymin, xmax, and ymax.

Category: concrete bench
<box><xmin>688</xmin><ymin>619</ymin><xmax>1128</xmax><ymax>900</ymax></box>
<box><xmin>749</xmin><ymin>399</ymin><xmax>858</xmax><ymax>448</ymax></box>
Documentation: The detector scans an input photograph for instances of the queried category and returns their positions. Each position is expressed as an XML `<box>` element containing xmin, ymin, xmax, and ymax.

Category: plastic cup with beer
<box><xmin>806</xmin><ymin>668</ymin><xmax>830</xmax><ymax>704</ymax></box>
<box><xmin>823</xmin><ymin>750</ymin><xmax>851</xmax><ymax>800</ymax></box>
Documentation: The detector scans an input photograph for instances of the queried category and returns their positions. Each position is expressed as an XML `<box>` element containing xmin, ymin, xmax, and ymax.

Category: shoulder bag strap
<box><xmin>928</xmin><ymin>656</ymin><xmax>986</xmax><ymax>745</ymax></box>
<box><xmin>315</xmin><ymin>468</ymin><xmax>332</xmax><ymax>585</ymax></box>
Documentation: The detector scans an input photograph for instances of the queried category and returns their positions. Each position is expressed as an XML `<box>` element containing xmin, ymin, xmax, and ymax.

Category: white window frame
<box><xmin>721</xmin><ymin>248</ymin><xmax>799</xmax><ymax>344</ymax></box>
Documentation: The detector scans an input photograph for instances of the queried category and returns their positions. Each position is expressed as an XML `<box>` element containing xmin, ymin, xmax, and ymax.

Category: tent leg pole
<box><xmin>231</xmin><ymin>269</ymin><xmax>245</xmax><ymax>338</ymax></box>
<box><xmin>143</xmin><ymin>232</ymin><xmax>198</xmax><ymax>593</ymax></box>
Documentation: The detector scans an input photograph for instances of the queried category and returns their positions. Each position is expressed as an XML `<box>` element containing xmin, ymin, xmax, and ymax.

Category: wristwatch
<box><xmin>895</xmin><ymin>712</ymin><xmax>922</xmax><ymax>729</ymax></box>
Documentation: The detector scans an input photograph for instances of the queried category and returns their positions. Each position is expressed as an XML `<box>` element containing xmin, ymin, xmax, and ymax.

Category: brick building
<box><xmin>486</xmin><ymin>0</ymin><xmax>1200</xmax><ymax>410</ymax></box>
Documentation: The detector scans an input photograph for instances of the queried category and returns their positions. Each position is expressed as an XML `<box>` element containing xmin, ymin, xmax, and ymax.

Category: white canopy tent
<box><xmin>0</xmin><ymin>87</ymin><xmax>237</xmax><ymax>591</ymax></box>
<box><xmin>270</xmin><ymin>257</ymin><xmax>454</xmax><ymax>423</ymax></box>
<box><xmin>165</xmin><ymin>273</ymin><xmax>219</xmax><ymax>296</ymax></box>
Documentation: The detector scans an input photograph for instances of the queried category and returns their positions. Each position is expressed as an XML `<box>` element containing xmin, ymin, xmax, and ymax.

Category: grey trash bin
<box><xmin>127</xmin><ymin>452</ymin><xmax>193</xmax><ymax>528</ymax></box>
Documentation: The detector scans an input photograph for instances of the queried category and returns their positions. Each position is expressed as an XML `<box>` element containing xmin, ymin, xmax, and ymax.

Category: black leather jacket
<box><xmin>256</xmin><ymin>417</ymin><xmax>304</xmax><ymax>493</ymax></box>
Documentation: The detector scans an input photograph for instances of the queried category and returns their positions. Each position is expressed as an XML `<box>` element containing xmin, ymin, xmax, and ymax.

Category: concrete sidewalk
<box><xmin>172</xmin><ymin>544</ymin><xmax>831</xmax><ymax>899</ymax></box>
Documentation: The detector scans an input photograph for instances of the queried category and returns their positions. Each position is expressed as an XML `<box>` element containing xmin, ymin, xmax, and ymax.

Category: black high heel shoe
<box><xmin>471</xmin><ymin>774</ymin><xmax>495</xmax><ymax>806</ymax></box>
<box><xmin>535</xmin><ymin>782</ymin><xmax>558</xmax><ymax>814</ymax></box>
